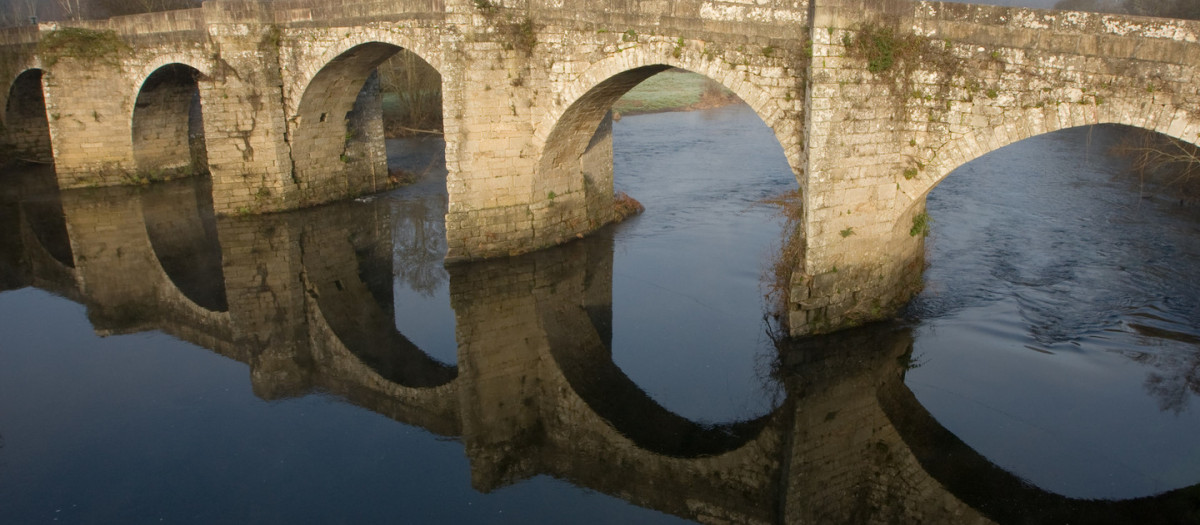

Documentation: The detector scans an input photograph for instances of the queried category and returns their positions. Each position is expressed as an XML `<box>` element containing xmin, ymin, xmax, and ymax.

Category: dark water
<box><xmin>1</xmin><ymin>106</ymin><xmax>1198</xmax><ymax>523</ymax></box>
<box><xmin>906</xmin><ymin>125</ymin><xmax>1200</xmax><ymax>500</ymax></box>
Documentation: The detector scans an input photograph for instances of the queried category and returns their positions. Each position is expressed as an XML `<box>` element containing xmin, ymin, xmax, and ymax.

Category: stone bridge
<box><xmin>1</xmin><ymin>0</ymin><xmax>1198</xmax><ymax>335</ymax></box>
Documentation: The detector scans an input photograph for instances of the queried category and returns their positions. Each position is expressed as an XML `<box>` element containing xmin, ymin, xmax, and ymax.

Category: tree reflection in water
<box><xmin>386</xmin><ymin>135</ymin><xmax>449</xmax><ymax>299</ymax></box>
<box><xmin>1123</xmin><ymin>322</ymin><xmax>1200</xmax><ymax>414</ymax></box>
<box><xmin>391</xmin><ymin>194</ymin><xmax>446</xmax><ymax>298</ymax></box>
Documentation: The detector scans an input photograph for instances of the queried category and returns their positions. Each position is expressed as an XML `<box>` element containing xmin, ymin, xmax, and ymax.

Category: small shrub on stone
<box><xmin>910</xmin><ymin>212</ymin><xmax>931</xmax><ymax>237</ymax></box>
<box><xmin>845</xmin><ymin>22</ymin><xmax>924</xmax><ymax>74</ymax></box>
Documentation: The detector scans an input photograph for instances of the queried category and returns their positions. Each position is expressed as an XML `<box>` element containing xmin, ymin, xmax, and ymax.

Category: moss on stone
<box><xmin>38</xmin><ymin>28</ymin><xmax>130</xmax><ymax>68</ymax></box>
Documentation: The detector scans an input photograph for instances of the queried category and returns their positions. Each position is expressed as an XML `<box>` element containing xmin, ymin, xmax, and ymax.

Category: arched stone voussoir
<box><xmin>129</xmin><ymin>53</ymin><xmax>214</xmax><ymax>91</ymax></box>
<box><xmin>125</xmin><ymin>54</ymin><xmax>213</xmax><ymax>116</ymax></box>
<box><xmin>282</xmin><ymin>27</ymin><xmax>442</xmax><ymax>119</ymax></box>
<box><xmin>892</xmin><ymin>97</ymin><xmax>1200</xmax><ymax>224</ymax></box>
<box><xmin>531</xmin><ymin>42</ymin><xmax>801</xmax><ymax>171</ymax></box>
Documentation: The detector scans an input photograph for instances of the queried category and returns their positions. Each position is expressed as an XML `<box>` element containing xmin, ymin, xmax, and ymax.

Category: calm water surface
<box><xmin>1</xmin><ymin>105</ymin><xmax>1198</xmax><ymax>523</ymax></box>
<box><xmin>907</xmin><ymin>125</ymin><xmax>1200</xmax><ymax>500</ymax></box>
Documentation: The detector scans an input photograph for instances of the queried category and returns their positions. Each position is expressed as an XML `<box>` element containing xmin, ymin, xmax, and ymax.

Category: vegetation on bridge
<box><xmin>37</xmin><ymin>27</ymin><xmax>129</xmax><ymax>67</ymax></box>
<box><xmin>842</xmin><ymin>23</ymin><xmax>926</xmax><ymax>75</ymax></box>
<box><xmin>762</xmin><ymin>189</ymin><xmax>806</xmax><ymax>332</ymax></box>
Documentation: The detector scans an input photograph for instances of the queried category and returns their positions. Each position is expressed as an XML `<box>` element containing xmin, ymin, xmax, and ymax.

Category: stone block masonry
<box><xmin>1</xmin><ymin>0</ymin><xmax>1197</xmax><ymax>336</ymax></box>
<box><xmin>798</xmin><ymin>0</ymin><xmax>1200</xmax><ymax>334</ymax></box>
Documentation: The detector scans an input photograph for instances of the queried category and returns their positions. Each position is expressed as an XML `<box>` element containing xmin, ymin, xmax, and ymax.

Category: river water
<box><xmin>1</xmin><ymin>104</ymin><xmax>1198</xmax><ymax>523</ymax></box>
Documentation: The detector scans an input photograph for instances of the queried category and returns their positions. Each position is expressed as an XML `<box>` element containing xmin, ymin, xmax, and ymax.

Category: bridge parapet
<box><xmin>271</xmin><ymin>0</ymin><xmax>446</xmax><ymax>24</ymax></box>
<box><xmin>63</xmin><ymin>8</ymin><xmax>207</xmax><ymax>41</ymax></box>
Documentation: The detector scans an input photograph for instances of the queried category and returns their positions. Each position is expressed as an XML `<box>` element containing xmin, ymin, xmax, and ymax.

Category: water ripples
<box><xmin>905</xmin><ymin>125</ymin><xmax>1200</xmax><ymax>499</ymax></box>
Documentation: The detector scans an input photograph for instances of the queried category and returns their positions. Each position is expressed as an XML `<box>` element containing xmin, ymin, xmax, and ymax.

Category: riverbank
<box><xmin>611</xmin><ymin>69</ymin><xmax>740</xmax><ymax>118</ymax></box>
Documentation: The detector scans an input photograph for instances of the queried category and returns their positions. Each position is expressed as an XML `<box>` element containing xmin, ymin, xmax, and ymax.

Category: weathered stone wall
<box><xmin>39</xmin><ymin>54</ymin><xmax>139</xmax><ymax>184</ymax></box>
<box><xmin>795</xmin><ymin>0</ymin><xmax>1200</xmax><ymax>334</ymax></box>
<box><xmin>440</xmin><ymin>0</ymin><xmax>809</xmax><ymax>259</ymax></box>
<box><xmin>344</xmin><ymin>71</ymin><xmax>388</xmax><ymax>191</ymax></box>
<box><xmin>198</xmin><ymin>1</ymin><xmax>294</xmax><ymax>214</ymax></box>
<box><xmin>30</xmin><ymin>10</ymin><xmax>210</xmax><ymax>186</ymax></box>
<box><xmin>580</xmin><ymin>111</ymin><xmax>615</xmax><ymax>224</ymax></box>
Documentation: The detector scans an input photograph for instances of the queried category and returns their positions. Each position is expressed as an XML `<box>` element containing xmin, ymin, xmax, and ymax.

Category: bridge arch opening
<box><xmin>900</xmin><ymin>124</ymin><xmax>1200</xmax><ymax>500</ymax></box>
<box><xmin>131</xmin><ymin>63</ymin><xmax>208</xmax><ymax>178</ymax></box>
<box><xmin>291</xmin><ymin>43</ymin><xmax>443</xmax><ymax>200</ymax></box>
<box><xmin>4</xmin><ymin>69</ymin><xmax>53</xmax><ymax>165</ymax></box>
<box><xmin>539</xmin><ymin>65</ymin><xmax>796</xmax><ymax>424</ymax></box>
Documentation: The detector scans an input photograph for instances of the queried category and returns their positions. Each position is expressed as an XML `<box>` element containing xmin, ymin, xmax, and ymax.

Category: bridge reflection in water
<box><xmin>1</xmin><ymin>167</ymin><xmax>1198</xmax><ymax>524</ymax></box>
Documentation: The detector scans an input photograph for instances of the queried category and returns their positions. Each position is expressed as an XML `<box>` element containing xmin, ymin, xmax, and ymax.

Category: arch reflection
<box><xmin>1</xmin><ymin>163</ymin><xmax>1196</xmax><ymax>524</ymax></box>
<box><xmin>301</xmin><ymin>206</ymin><xmax>457</xmax><ymax>389</ymax></box>
<box><xmin>141</xmin><ymin>177</ymin><xmax>227</xmax><ymax>312</ymax></box>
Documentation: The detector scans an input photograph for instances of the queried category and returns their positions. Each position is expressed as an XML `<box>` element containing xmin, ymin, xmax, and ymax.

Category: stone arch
<box><xmin>127</xmin><ymin>53</ymin><xmax>212</xmax><ymax>96</ymax></box>
<box><xmin>288</xmin><ymin>31</ymin><xmax>441</xmax><ymax>117</ymax></box>
<box><xmin>131</xmin><ymin>62</ymin><xmax>209</xmax><ymax>177</ymax></box>
<box><xmin>533</xmin><ymin>47</ymin><xmax>795</xmax><ymax>161</ymax></box>
<box><xmin>0</xmin><ymin>51</ymin><xmax>44</xmax><ymax>122</ymax></box>
<box><xmin>289</xmin><ymin>40</ymin><xmax>442</xmax><ymax>200</ymax></box>
<box><xmin>3</xmin><ymin>68</ymin><xmax>53</xmax><ymax>164</ymax></box>
<box><xmin>896</xmin><ymin>100</ymin><xmax>1200</xmax><ymax>224</ymax></box>
<box><xmin>530</xmin><ymin>45</ymin><xmax>801</xmax><ymax>243</ymax></box>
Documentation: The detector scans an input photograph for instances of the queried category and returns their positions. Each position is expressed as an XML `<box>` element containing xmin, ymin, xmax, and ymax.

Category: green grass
<box><xmin>612</xmin><ymin>70</ymin><xmax>731</xmax><ymax>116</ymax></box>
